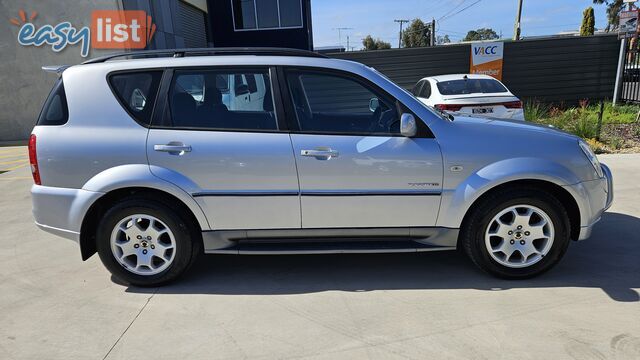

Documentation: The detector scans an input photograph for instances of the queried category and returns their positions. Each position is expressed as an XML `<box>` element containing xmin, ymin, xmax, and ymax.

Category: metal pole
<box><xmin>431</xmin><ymin>18</ymin><xmax>436</xmax><ymax>46</ymax></box>
<box><xmin>613</xmin><ymin>38</ymin><xmax>626</xmax><ymax>106</ymax></box>
<box><xmin>513</xmin><ymin>0</ymin><xmax>523</xmax><ymax>41</ymax></box>
<box><xmin>332</xmin><ymin>27</ymin><xmax>353</xmax><ymax>48</ymax></box>
<box><xmin>394</xmin><ymin>19</ymin><xmax>409</xmax><ymax>48</ymax></box>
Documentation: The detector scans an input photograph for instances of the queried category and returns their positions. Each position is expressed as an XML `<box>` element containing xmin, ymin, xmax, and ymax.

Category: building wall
<box><xmin>0</xmin><ymin>0</ymin><xmax>119</xmax><ymax>142</ymax></box>
<box><xmin>331</xmin><ymin>35</ymin><xmax>620</xmax><ymax>105</ymax></box>
<box><xmin>0</xmin><ymin>0</ymin><xmax>206</xmax><ymax>142</ymax></box>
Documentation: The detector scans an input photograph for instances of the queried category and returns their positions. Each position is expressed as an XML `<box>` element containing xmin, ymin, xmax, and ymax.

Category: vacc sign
<box><xmin>11</xmin><ymin>9</ymin><xmax>156</xmax><ymax>57</ymax></box>
<box><xmin>470</xmin><ymin>42</ymin><xmax>504</xmax><ymax>80</ymax></box>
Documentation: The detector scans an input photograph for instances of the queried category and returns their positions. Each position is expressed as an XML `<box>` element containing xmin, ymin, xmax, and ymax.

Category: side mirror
<box><xmin>369</xmin><ymin>97</ymin><xmax>380</xmax><ymax>112</ymax></box>
<box><xmin>400</xmin><ymin>113</ymin><xmax>417</xmax><ymax>137</ymax></box>
<box><xmin>235</xmin><ymin>84</ymin><xmax>250</xmax><ymax>96</ymax></box>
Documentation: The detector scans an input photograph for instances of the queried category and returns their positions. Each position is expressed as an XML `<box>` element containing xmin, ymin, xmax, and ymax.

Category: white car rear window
<box><xmin>437</xmin><ymin>79</ymin><xmax>508</xmax><ymax>95</ymax></box>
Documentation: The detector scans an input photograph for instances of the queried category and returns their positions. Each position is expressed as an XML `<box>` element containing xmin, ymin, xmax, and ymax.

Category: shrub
<box><xmin>585</xmin><ymin>138</ymin><xmax>609</xmax><ymax>154</ymax></box>
<box><xmin>524</xmin><ymin>101</ymin><xmax>548</xmax><ymax>121</ymax></box>
<box><xmin>608</xmin><ymin>136</ymin><xmax>624</xmax><ymax>150</ymax></box>
<box><xmin>573</xmin><ymin>114</ymin><xmax>598</xmax><ymax>139</ymax></box>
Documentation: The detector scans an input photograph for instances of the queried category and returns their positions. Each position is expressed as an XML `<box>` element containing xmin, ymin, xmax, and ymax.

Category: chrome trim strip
<box><xmin>192</xmin><ymin>190</ymin><xmax>442</xmax><ymax>197</ymax></box>
<box><xmin>192</xmin><ymin>190</ymin><xmax>299</xmax><ymax>197</ymax></box>
<box><xmin>301</xmin><ymin>190</ymin><xmax>442</xmax><ymax>196</ymax></box>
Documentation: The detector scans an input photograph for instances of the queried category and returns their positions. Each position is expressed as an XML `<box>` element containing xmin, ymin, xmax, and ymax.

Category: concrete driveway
<box><xmin>1</xmin><ymin>148</ymin><xmax>639</xmax><ymax>360</ymax></box>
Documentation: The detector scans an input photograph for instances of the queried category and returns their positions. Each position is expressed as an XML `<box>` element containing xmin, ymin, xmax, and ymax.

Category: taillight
<box><xmin>28</xmin><ymin>134</ymin><xmax>41</xmax><ymax>185</ymax></box>
<box><xmin>434</xmin><ymin>104</ymin><xmax>463</xmax><ymax>112</ymax></box>
<box><xmin>503</xmin><ymin>100</ymin><xmax>523</xmax><ymax>109</ymax></box>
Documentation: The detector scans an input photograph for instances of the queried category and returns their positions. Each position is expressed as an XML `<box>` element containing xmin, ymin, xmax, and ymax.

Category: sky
<box><xmin>311</xmin><ymin>0</ymin><xmax>612</xmax><ymax>49</ymax></box>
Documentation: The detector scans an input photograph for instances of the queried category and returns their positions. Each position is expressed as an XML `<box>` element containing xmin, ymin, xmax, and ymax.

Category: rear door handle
<box><xmin>154</xmin><ymin>143</ymin><xmax>192</xmax><ymax>155</ymax></box>
<box><xmin>301</xmin><ymin>148</ymin><xmax>339</xmax><ymax>160</ymax></box>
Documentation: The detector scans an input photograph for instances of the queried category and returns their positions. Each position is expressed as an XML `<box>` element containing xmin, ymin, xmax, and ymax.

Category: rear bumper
<box><xmin>31</xmin><ymin>185</ymin><xmax>103</xmax><ymax>243</ymax></box>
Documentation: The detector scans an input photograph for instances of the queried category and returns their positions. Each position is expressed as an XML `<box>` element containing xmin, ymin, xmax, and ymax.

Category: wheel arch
<box><xmin>79</xmin><ymin>186</ymin><xmax>206</xmax><ymax>261</ymax></box>
<box><xmin>78</xmin><ymin>164</ymin><xmax>210</xmax><ymax>261</ymax></box>
<box><xmin>458</xmin><ymin>179</ymin><xmax>581</xmax><ymax>244</ymax></box>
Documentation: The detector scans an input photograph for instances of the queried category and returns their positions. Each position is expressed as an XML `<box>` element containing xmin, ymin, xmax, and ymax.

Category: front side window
<box><xmin>436</xmin><ymin>78</ymin><xmax>508</xmax><ymax>95</ymax></box>
<box><xmin>166</xmin><ymin>69</ymin><xmax>277</xmax><ymax>131</ymax></box>
<box><xmin>286</xmin><ymin>70</ymin><xmax>400</xmax><ymax>135</ymax></box>
<box><xmin>109</xmin><ymin>71</ymin><xmax>163</xmax><ymax>125</ymax></box>
<box><xmin>232</xmin><ymin>0</ymin><xmax>303</xmax><ymax>30</ymax></box>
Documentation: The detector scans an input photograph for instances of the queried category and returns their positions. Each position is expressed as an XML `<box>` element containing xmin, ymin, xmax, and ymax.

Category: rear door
<box><xmin>147</xmin><ymin>67</ymin><xmax>300</xmax><ymax>230</ymax></box>
<box><xmin>281</xmin><ymin>68</ymin><xmax>443</xmax><ymax>228</ymax></box>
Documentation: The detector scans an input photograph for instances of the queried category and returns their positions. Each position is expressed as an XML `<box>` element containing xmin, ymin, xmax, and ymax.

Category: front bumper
<box><xmin>574</xmin><ymin>163</ymin><xmax>613</xmax><ymax>240</ymax></box>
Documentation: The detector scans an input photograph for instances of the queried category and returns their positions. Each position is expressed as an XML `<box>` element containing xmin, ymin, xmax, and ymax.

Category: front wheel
<box><xmin>461</xmin><ymin>187</ymin><xmax>571</xmax><ymax>279</ymax></box>
<box><xmin>96</xmin><ymin>198</ymin><xmax>200</xmax><ymax>286</ymax></box>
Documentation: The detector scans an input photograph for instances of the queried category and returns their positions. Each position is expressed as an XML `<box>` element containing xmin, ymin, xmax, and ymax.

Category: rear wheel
<box><xmin>96</xmin><ymin>199</ymin><xmax>200</xmax><ymax>286</ymax></box>
<box><xmin>461</xmin><ymin>187</ymin><xmax>571</xmax><ymax>279</ymax></box>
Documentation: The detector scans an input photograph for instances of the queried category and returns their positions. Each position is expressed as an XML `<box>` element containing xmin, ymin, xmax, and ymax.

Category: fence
<box><xmin>330</xmin><ymin>35</ymin><xmax>620</xmax><ymax>106</ymax></box>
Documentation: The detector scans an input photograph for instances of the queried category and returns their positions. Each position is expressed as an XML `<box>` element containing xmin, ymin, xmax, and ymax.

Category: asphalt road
<box><xmin>0</xmin><ymin>147</ymin><xmax>639</xmax><ymax>360</ymax></box>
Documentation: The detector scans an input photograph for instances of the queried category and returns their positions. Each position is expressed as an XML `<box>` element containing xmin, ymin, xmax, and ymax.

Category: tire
<box><xmin>460</xmin><ymin>187</ymin><xmax>571</xmax><ymax>279</ymax></box>
<box><xmin>96</xmin><ymin>198</ymin><xmax>201</xmax><ymax>286</ymax></box>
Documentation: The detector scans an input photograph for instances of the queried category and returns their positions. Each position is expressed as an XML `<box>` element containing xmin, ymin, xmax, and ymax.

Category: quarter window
<box><xmin>419</xmin><ymin>82</ymin><xmax>432</xmax><ymax>98</ymax></box>
<box><xmin>109</xmin><ymin>71</ymin><xmax>163</xmax><ymax>126</ymax></box>
<box><xmin>166</xmin><ymin>69</ymin><xmax>277</xmax><ymax>131</ymax></box>
<box><xmin>286</xmin><ymin>71</ymin><xmax>400</xmax><ymax>135</ymax></box>
<box><xmin>38</xmin><ymin>79</ymin><xmax>69</xmax><ymax>126</ymax></box>
<box><xmin>232</xmin><ymin>0</ymin><xmax>303</xmax><ymax>30</ymax></box>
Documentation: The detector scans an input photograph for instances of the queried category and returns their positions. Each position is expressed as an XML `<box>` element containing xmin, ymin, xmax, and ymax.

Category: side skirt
<box><xmin>201</xmin><ymin>227</ymin><xmax>459</xmax><ymax>255</ymax></box>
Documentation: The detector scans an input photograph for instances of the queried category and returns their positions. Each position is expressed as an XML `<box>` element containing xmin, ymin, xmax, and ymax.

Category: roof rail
<box><xmin>82</xmin><ymin>47</ymin><xmax>328</xmax><ymax>64</ymax></box>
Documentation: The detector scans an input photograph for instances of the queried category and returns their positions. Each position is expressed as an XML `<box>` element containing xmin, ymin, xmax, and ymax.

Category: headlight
<box><xmin>579</xmin><ymin>140</ymin><xmax>604</xmax><ymax>178</ymax></box>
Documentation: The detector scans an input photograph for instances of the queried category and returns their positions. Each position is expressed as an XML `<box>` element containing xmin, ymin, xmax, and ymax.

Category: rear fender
<box><xmin>82</xmin><ymin>164</ymin><xmax>211</xmax><ymax>230</ymax></box>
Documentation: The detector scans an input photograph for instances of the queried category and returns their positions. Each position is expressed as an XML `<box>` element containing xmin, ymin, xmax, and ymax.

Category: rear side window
<box><xmin>37</xmin><ymin>79</ymin><xmax>68</xmax><ymax>126</ymax></box>
<box><xmin>436</xmin><ymin>78</ymin><xmax>508</xmax><ymax>95</ymax></box>
<box><xmin>109</xmin><ymin>71</ymin><xmax>163</xmax><ymax>126</ymax></box>
<box><xmin>165</xmin><ymin>69</ymin><xmax>277</xmax><ymax>131</ymax></box>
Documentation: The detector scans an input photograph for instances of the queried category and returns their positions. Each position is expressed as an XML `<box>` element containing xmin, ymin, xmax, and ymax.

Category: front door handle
<box><xmin>301</xmin><ymin>148</ymin><xmax>339</xmax><ymax>160</ymax></box>
<box><xmin>154</xmin><ymin>142</ymin><xmax>192</xmax><ymax>155</ymax></box>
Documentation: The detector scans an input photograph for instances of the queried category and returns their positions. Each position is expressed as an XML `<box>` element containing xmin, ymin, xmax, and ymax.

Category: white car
<box><xmin>412</xmin><ymin>74</ymin><xmax>525</xmax><ymax>121</ymax></box>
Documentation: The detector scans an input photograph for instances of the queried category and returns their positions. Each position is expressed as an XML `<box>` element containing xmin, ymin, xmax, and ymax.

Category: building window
<box><xmin>232</xmin><ymin>0</ymin><xmax>303</xmax><ymax>31</ymax></box>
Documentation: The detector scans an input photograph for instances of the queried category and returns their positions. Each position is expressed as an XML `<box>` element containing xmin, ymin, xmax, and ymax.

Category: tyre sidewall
<box><xmin>96</xmin><ymin>200</ymin><xmax>195</xmax><ymax>286</ymax></box>
<box><xmin>466</xmin><ymin>190</ymin><xmax>570</xmax><ymax>278</ymax></box>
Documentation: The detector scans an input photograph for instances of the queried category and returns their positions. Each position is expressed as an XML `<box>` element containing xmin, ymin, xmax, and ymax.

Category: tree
<box><xmin>581</xmin><ymin>7</ymin><xmax>596</xmax><ymax>36</ymax></box>
<box><xmin>437</xmin><ymin>35</ymin><xmax>451</xmax><ymax>45</ymax></box>
<box><xmin>402</xmin><ymin>19</ymin><xmax>432</xmax><ymax>48</ymax></box>
<box><xmin>362</xmin><ymin>35</ymin><xmax>392</xmax><ymax>51</ymax></box>
<box><xmin>463</xmin><ymin>28</ymin><xmax>499</xmax><ymax>42</ymax></box>
<box><xmin>593</xmin><ymin>0</ymin><xmax>623</xmax><ymax>31</ymax></box>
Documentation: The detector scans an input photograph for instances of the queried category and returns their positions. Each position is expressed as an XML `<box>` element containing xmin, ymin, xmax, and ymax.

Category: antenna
<box><xmin>332</xmin><ymin>27</ymin><xmax>354</xmax><ymax>47</ymax></box>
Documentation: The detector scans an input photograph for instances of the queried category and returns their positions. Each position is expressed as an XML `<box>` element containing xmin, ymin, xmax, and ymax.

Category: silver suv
<box><xmin>30</xmin><ymin>48</ymin><xmax>613</xmax><ymax>286</ymax></box>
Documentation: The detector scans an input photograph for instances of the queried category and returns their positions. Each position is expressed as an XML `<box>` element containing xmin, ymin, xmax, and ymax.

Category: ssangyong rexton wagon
<box><xmin>30</xmin><ymin>48</ymin><xmax>613</xmax><ymax>286</ymax></box>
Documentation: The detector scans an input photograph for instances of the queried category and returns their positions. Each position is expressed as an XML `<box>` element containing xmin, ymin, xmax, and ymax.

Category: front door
<box><xmin>283</xmin><ymin>69</ymin><xmax>443</xmax><ymax>228</ymax></box>
<box><xmin>147</xmin><ymin>67</ymin><xmax>300</xmax><ymax>230</ymax></box>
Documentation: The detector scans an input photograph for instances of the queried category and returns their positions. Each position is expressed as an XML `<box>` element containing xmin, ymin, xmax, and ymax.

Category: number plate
<box><xmin>472</xmin><ymin>107</ymin><xmax>494</xmax><ymax>114</ymax></box>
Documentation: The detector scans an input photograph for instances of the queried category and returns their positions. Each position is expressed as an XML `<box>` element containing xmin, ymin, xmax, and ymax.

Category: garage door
<box><xmin>179</xmin><ymin>1</ymin><xmax>208</xmax><ymax>48</ymax></box>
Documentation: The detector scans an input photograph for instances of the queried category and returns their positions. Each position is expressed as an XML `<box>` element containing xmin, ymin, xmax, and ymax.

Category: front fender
<box><xmin>82</xmin><ymin>164</ymin><xmax>211</xmax><ymax>230</ymax></box>
<box><xmin>436</xmin><ymin>157</ymin><xmax>582</xmax><ymax>228</ymax></box>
